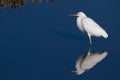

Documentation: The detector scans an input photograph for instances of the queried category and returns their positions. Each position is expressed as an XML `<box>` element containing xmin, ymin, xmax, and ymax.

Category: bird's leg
<box><xmin>87</xmin><ymin>33</ymin><xmax>92</xmax><ymax>45</ymax></box>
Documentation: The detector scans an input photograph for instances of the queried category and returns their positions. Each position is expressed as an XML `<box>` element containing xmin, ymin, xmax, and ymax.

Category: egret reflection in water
<box><xmin>72</xmin><ymin>46</ymin><xmax>108</xmax><ymax>75</ymax></box>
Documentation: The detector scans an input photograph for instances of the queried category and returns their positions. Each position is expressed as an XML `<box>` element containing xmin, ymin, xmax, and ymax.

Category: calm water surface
<box><xmin>0</xmin><ymin>0</ymin><xmax>120</xmax><ymax>80</ymax></box>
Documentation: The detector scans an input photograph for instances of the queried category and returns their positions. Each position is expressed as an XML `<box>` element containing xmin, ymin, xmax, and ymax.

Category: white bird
<box><xmin>70</xmin><ymin>12</ymin><xmax>108</xmax><ymax>45</ymax></box>
<box><xmin>72</xmin><ymin>47</ymin><xmax>108</xmax><ymax>75</ymax></box>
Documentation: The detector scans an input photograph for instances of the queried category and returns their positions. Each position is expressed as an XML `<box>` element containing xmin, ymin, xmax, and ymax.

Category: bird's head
<box><xmin>69</xmin><ymin>12</ymin><xmax>87</xmax><ymax>17</ymax></box>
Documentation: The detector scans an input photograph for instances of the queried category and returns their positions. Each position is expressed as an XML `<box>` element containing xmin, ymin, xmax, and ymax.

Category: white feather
<box><xmin>82</xmin><ymin>18</ymin><xmax>108</xmax><ymax>38</ymax></box>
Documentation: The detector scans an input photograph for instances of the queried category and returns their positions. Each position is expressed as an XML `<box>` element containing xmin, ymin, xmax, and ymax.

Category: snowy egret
<box><xmin>72</xmin><ymin>46</ymin><xmax>108</xmax><ymax>75</ymax></box>
<box><xmin>70</xmin><ymin>12</ymin><xmax>108</xmax><ymax>45</ymax></box>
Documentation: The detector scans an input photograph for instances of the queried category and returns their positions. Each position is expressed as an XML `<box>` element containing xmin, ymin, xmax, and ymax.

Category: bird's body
<box><xmin>70</xmin><ymin>12</ymin><xmax>108</xmax><ymax>45</ymax></box>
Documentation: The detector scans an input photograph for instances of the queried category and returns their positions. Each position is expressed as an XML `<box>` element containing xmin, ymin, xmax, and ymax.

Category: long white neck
<box><xmin>77</xmin><ymin>14</ymin><xmax>87</xmax><ymax>23</ymax></box>
<box><xmin>76</xmin><ymin>16</ymin><xmax>87</xmax><ymax>32</ymax></box>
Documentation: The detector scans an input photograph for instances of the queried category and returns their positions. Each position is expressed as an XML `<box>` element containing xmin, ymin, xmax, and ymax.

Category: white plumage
<box><xmin>72</xmin><ymin>49</ymin><xmax>108</xmax><ymax>75</ymax></box>
<box><xmin>70</xmin><ymin>12</ymin><xmax>108</xmax><ymax>45</ymax></box>
<box><xmin>82</xmin><ymin>17</ymin><xmax>108</xmax><ymax>38</ymax></box>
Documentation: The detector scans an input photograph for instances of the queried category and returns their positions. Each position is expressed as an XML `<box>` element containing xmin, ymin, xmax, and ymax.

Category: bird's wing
<box><xmin>82</xmin><ymin>18</ymin><xmax>108</xmax><ymax>38</ymax></box>
<box><xmin>81</xmin><ymin>52</ymin><xmax>108</xmax><ymax>70</ymax></box>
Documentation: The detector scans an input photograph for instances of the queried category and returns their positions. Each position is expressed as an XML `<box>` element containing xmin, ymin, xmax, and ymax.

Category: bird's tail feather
<box><xmin>102</xmin><ymin>31</ymin><xmax>108</xmax><ymax>38</ymax></box>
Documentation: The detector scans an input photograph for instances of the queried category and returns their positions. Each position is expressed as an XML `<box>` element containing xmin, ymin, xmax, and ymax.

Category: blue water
<box><xmin>0</xmin><ymin>0</ymin><xmax>120</xmax><ymax>80</ymax></box>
